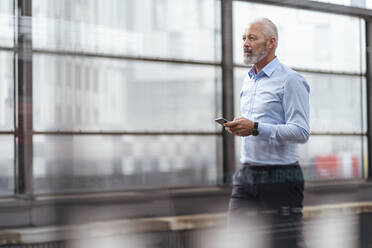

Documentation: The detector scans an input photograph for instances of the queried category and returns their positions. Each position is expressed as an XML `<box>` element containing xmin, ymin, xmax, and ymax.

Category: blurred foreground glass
<box><xmin>0</xmin><ymin>0</ymin><xmax>14</xmax><ymax>47</ymax></box>
<box><xmin>234</xmin><ymin>68</ymin><xmax>366</xmax><ymax>133</ymax></box>
<box><xmin>0</xmin><ymin>135</ymin><xmax>14</xmax><ymax>195</ymax></box>
<box><xmin>233</xmin><ymin>1</ymin><xmax>366</xmax><ymax>73</ymax></box>
<box><xmin>0</xmin><ymin>51</ymin><xmax>14</xmax><ymax>131</ymax></box>
<box><xmin>33</xmin><ymin>135</ymin><xmax>221</xmax><ymax>194</ymax></box>
<box><xmin>33</xmin><ymin>54</ymin><xmax>221</xmax><ymax>132</ymax></box>
<box><xmin>32</xmin><ymin>0</ymin><xmax>221</xmax><ymax>62</ymax></box>
<box><xmin>304</xmin><ymin>211</ymin><xmax>359</xmax><ymax>248</ymax></box>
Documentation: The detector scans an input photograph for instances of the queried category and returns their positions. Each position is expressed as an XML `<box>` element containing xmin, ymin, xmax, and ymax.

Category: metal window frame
<box><xmin>5</xmin><ymin>0</ymin><xmax>372</xmax><ymax>198</ymax></box>
<box><xmin>366</xmin><ymin>19</ymin><xmax>372</xmax><ymax>179</ymax></box>
<box><xmin>32</xmin><ymin>48</ymin><xmax>222</xmax><ymax>67</ymax></box>
<box><xmin>234</xmin><ymin>63</ymin><xmax>366</xmax><ymax>77</ymax></box>
<box><xmin>15</xmin><ymin>0</ymin><xmax>33</xmax><ymax>197</ymax></box>
<box><xmin>32</xmin><ymin>131</ymin><xmax>221</xmax><ymax>136</ymax></box>
<box><xmin>235</xmin><ymin>0</ymin><xmax>372</xmax><ymax>18</ymax></box>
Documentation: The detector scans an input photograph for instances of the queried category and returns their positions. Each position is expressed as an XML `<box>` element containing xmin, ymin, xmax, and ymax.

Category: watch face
<box><xmin>252</xmin><ymin>122</ymin><xmax>259</xmax><ymax>136</ymax></box>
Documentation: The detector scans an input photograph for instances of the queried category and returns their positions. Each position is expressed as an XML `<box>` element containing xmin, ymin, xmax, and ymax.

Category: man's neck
<box><xmin>254</xmin><ymin>55</ymin><xmax>276</xmax><ymax>73</ymax></box>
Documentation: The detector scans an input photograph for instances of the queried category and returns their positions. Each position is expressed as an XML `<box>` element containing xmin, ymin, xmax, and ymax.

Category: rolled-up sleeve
<box><xmin>258</xmin><ymin>73</ymin><xmax>310</xmax><ymax>145</ymax></box>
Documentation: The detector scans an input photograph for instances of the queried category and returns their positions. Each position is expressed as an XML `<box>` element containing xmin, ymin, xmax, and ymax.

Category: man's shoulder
<box><xmin>277</xmin><ymin>63</ymin><xmax>309</xmax><ymax>91</ymax></box>
<box><xmin>276</xmin><ymin>63</ymin><xmax>305</xmax><ymax>81</ymax></box>
<box><xmin>277</xmin><ymin>63</ymin><xmax>300</xmax><ymax>76</ymax></box>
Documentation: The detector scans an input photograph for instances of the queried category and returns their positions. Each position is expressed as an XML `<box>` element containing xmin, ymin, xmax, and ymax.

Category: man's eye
<box><xmin>249</xmin><ymin>37</ymin><xmax>255</xmax><ymax>41</ymax></box>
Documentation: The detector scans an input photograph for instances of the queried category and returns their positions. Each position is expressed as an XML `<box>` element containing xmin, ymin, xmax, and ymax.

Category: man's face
<box><xmin>242</xmin><ymin>23</ymin><xmax>269</xmax><ymax>65</ymax></box>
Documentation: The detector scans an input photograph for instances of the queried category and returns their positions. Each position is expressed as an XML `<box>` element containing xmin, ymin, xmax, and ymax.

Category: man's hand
<box><xmin>224</xmin><ymin>117</ymin><xmax>254</xmax><ymax>136</ymax></box>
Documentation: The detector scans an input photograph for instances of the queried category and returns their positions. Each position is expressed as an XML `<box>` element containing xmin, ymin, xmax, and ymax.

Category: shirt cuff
<box><xmin>258</xmin><ymin>122</ymin><xmax>275</xmax><ymax>140</ymax></box>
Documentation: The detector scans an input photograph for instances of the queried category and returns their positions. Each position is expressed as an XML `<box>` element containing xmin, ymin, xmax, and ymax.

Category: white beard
<box><xmin>243</xmin><ymin>45</ymin><xmax>269</xmax><ymax>65</ymax></box>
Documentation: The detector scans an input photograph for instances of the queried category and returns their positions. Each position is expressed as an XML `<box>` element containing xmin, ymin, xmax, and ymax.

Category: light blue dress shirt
<box><xmin>240</xmin><ymin>57</ymin><xmax>310</xmax><ymax>165</ymax></box>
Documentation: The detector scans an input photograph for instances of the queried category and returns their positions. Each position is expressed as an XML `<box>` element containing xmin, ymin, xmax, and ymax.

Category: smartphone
<box><xmin>215</xmin><ymin>117</ymin><xmax>230</xmax><ymax>125</ymax></box>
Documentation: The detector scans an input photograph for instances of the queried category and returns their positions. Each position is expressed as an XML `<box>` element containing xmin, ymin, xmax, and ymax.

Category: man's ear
<box><xmin>268</xmin><ymin>37</ymin><xmax>276</xmax><ymax>49</ymax></box>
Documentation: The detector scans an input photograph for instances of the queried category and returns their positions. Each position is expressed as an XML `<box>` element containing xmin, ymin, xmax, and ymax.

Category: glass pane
<box><xmin>233</xmin><ymin>2</ymin><xmax>365</xmax><ymax>73</ymax></box>
<box><xmin>33</xmin><ymin>54</ymin><xmax>221</xmax><ymax>132</ymax></box>
<box><xmin>0</xmin><ymin>135</ymin><xmax>14</xmax><ymax>195</ymax></box>
<box><xmin>234</xmin><ymin>135</ymin><xmax>365</xmax><ymax>182</ymax></box>
<box><xmin>233</xmin><ymin>68</ymin><xmax>246</xmax><ymax>122</ymax></box>
<box><xmin>32</xmin><ymin>0</ymin><xmax>221</xmax><ymax>62</ymax></box>
<box><xmin>0</xmin><ymin>51</ymin><xmax>14</xmax><ymax>131</ymax></box>
<box><xmin>0</xmin><ymin>0</ymin><xmax>13</xmax><ymax>47</ymax></box>
<box><xmin>303</xmin><ymin>73</ymin><xmax>366</xmax><ymax>133</ymax></box>
<box><xmin>367</xmin><ymin>1</ymin><xmax>372</xmax><ymax>9</ymax></box>
<box><xmin>299</xmin><ymin>135</ymin><xmax>365</xmax><ymax>181</ymax></box>
<box><xmin>234</xmin><ymin>68</ymin><xmax>366</xmax><ymax>133</ymax></box>
<box><xmin>33</xmin><ymin>135</ymin><xmax>221</xmax><ymax>193</ymax></box>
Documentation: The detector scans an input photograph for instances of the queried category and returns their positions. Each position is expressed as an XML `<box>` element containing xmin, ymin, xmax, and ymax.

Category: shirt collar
<box><xmin>248</xmin><ymin>57</ymin><xmax>279</xmax><ymax>79</ymax></box>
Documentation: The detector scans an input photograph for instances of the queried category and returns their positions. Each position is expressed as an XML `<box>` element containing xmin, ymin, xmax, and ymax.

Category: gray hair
<box><xmin>249</xmin><ymin>18</ymin><xmax>278</xmax><ymax>48</ymax></box>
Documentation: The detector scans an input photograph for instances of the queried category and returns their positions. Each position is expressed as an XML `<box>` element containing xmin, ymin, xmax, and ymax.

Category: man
<box><xmin>224</xmin><ymin>18</ymin><xmax>309</xmax><ymax>248</ymax></box>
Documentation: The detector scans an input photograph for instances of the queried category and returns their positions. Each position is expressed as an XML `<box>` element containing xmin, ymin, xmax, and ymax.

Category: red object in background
<box><xmin>315</xmin><ymin>155</ymin><xmax>339</xmax><ymax>179</ymax></box>
<box><xmin>352</xmin><ymin>156</ymin><xmax>359</xmax><ymax>177</ymax></box>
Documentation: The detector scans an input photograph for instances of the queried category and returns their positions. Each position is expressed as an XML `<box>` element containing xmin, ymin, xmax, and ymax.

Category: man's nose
<box><xmin>243</xmin><ymin>39</ymin><xmax>250</xmax><ymax>47</ymax></box>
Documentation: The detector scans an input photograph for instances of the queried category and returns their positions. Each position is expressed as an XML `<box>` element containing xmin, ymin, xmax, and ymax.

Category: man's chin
<box><xmin>243</xmin><ymin>57</ymin><xmax>254</xmax><ymax>65</ymax></box>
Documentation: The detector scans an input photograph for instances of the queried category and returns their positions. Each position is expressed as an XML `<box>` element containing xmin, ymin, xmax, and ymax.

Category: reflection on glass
<box><xmin>0</xmin><ymin>0</ymin><xmax>13</xmax><ymax>47</ymax></box>
<box><xmin>33</xmin><ymin>54</ymin><xmax>221</xmax><ymax>132</ymax></box>
<box><xmin>234</xmin><ymin>68</ymin><xmax>366</xmax><ymax>133</ymax></box>
<box><xmin>32</xmin><ymin>0</ymin><xmax>221</xmax><ymax>61</ymax></box>
<box><xmin>0</xmin><ymin>135</ymin><xmax>14</xmax><ymax>195</ymax></box>
<box><xmin>233</xmin><ymin>2</ymin><xmax>365</xmax><ymax>73</ymax></box>
<box><xmin>33</xmin><ymin>135</ymin><xmax>220</xmax><ymax>193</ymax></box>
<box><xmin>235</xmin><ymin>135</ymin><xmax>365</xmax><ymax>182</ymax></box>
<box><xmin>299</xmin><ymin>135</ymin><xmax>364</xmax><ymax>181</ymax></box>
<box><xmin>0</xmin><ymin>52</ymin><xmax>14</xmax><ymax>131</ymax></box>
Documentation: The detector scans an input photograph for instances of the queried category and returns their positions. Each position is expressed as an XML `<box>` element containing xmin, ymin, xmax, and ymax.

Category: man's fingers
<box><xmin>224</xmin><ymin>121</ymin><xmax>238</xmax><ymax>127</ymax></box>
<box><xmin>224</xmin><ymin>127</ymin><xmax>233</xmax><ymax>134</ymax></box>
<box><xmin>235</xmin><ymin>116</ymin><xmax>245</xmax><ymax>121</ymax></box>
<box><xmin>229</xmin><ymin>124</ymin><xmax>240</xmax><ymax>132</ymax></box>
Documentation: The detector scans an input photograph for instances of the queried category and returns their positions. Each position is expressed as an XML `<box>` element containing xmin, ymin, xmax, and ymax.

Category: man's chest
<box><xmin>240</xmin><ymin>77</ymin><xmax>284</xmax><ymax>116</ymax></box>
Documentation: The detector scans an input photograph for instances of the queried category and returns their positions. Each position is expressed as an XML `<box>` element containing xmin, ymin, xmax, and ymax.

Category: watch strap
<box><xmin>252</xmin><ymin>122</ymin><xmax>259</xmax><ymax>136</ymax></box>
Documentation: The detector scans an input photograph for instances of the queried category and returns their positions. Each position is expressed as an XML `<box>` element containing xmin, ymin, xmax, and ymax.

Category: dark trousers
<box><xmin>227</xmin><ymin>163</ymin><xmax>306</xmax><ymax>248</ymax></box>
